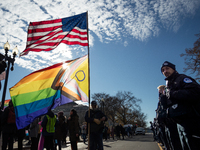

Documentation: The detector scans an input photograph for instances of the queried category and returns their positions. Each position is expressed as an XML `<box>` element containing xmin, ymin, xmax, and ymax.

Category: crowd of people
<box><xmin>0</xmin><ymin>99</ymin><xmax>137</xmax><ymax>150</ymax></box>
<box><xmin>0</xmin><ymin>100</ymin><xmax>77</xmax><ymax>150</ymax></box>
<box><xmin>151</xmin><ymin>61</ymin><xmax>200</xmax><ymax>150</ymax></box>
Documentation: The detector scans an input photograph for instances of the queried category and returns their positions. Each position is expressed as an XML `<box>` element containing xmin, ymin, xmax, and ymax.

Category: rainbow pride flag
<box><xmin>10</xmin><ymin>55</ymin><xmax>88</xmax><ymax>129</ymax></box>
<box><xmin>4</xmin><ymin>99</ymin><xmax>11</xmax><ymax>108</ymax></box>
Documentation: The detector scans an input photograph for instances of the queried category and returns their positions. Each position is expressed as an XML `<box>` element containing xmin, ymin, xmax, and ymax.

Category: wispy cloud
<box><xmin>0</xmin><ymin>0</ymin><xmax>199</xmax><ymax>71</ymax></box>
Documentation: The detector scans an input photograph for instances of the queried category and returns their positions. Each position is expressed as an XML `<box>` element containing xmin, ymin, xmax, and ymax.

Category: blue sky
<box><xmin>0</xmin><ymin>0</ymin><xmax>200</xmax><ymax>125</ymax></box>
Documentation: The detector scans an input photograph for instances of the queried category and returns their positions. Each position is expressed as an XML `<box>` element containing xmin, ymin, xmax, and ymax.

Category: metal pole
<box><xmin>86</xmin><ymin>11</ymin><xmax>91</xmax><ymax>150</ymax></box>
<box><xmin>1</xmin><ymin>59</ymin><xmax>10</xmax><ymax>110</ymax></box>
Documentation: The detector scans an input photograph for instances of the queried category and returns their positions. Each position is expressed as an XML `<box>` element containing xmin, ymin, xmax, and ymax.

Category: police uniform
<box><xmin>157</xmin><ymin>91</ymin><xmax>182</xmax><ymax>150</ymax></box>
<box><xmin>164</xmin><ymin>70</ymin><xmax>200</xmax><ymax>149</ymax></box>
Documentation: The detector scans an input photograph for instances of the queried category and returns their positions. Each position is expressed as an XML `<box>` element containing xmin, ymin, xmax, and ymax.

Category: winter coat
<box><xmin>1</xmin><ymin>106</ymin><xmax>17</xmax><ymax>134</ymax></box>
<box><xmin>85</xmin><ymin>109</ymin><xmax>107</xmax><ymax>133</ymax></box>
<box><xmin>29</xmin><ymin>118</ymin><xmax>39</xmax><ymax>137</ymax></box>
<box><xmin>165</xmin><ymin>71</ymin><xmax>200</xmax><ymax>120</ymax></box>
<box><xmin>54</xmin><ymin>115</ymin><xmax>66</xmax><ymax>140</ymax></box>
<box><xmin>67</xmin><ymin>114</ymin><xmax>79</xmax><ymax>142</ymax></box>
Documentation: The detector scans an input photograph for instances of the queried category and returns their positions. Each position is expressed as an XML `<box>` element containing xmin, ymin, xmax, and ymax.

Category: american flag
<box><xmin>20</xmin><ymin>12</ymin><xmax>88</xmax><ymax>56</ymax></box>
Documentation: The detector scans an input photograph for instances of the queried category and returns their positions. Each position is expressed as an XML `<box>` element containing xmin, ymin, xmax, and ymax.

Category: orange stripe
<box><xmin>12</xmin><ymin>67</ymin><xmax>61</xmax><ymax>88</ymax></box>
<box><xmin>62</xmin><ymin>85</ymin><xmax>81</xmax><ymax>100</ymax></box>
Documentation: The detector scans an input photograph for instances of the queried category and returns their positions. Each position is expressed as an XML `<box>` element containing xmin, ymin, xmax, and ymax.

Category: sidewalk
<box><xmin>12</xmin><ymin>136</ymin><xmax>87</xmax><ymax>150</ymax></box>
<box><xmin>3</xmin><ymin>136</ymin><xmax>119</xmax><ymax>150</ymax></box>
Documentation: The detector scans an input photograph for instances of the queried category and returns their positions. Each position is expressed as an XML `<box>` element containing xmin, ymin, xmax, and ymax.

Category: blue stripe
<box><xmin>15</xmin><ymin>90</ymin><xmax>74</xmax><ymax>129</ymax></box>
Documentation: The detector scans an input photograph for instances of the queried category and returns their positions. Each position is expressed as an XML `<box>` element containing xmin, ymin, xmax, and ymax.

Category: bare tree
<box><xmin>91</xmin><ymin>91</ymin><xmax>147</xmax><ymax>127</ymax></box>
<box><xmin>181</xmin><ymin>33</ymin><xmax>200</xmax><ymax>81</ymax></box>
<box><xmin>91</xmin><ymin>92</ymin><xmax>110</xmax><ymax>112</ymax></box>
<box><xmin>104</xmin><ymin>96</ymin><xmax>120</xmax><ymax>125</ymax></box>
<box><xmin>115</xmin><ymin>91</ymin><xmax>142</xmax><ymax>125</ymax></box>
<box><xmin>134</xmin><ymin>110</ymin><xmax>147</xmax><ymax>127</ymax></box>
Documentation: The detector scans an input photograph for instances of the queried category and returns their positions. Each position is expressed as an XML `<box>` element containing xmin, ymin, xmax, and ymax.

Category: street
<box><xmin>9</xmin><ymin>133</ymin><xmax>162</xmax><ymax>150</ymax></box>
<box><xmin>61</xmin><ymin>133</ymin><xmax>161</xmax><ymax>150</ymax></box>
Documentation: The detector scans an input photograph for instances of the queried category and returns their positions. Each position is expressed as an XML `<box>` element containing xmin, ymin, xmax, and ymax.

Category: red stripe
<box><xmin>24</xmin><ymin>47</ymin><xmax>56</xmax><ymax>52</ymax></box>
<box><xmin>27</xmin><ymin>29</ymin><xmax>87</xmax><ymax>41</ymax></box>
<box><xmin>71</xmin><ymin>28</ymin><xmax>87</xmax><ymax>35</ymax></box>
<box><xmin>29</xmin><ymin>18</ymin><xmax>62</xmax><ymax>26</ymax></box>
<box><xmin>26</xmin><ymin>35</ymin><xmax>88</xmax><ymax>48</ymax></box>
<box><xmin>26</xmin><ymin>35</ymin><xmax>87</xmax><ymax>48</ymax></box>
<box><xmin>27</xmin><ymin>30</ymin><xmax>63</xmax><ymax>41</ymax></box>
<box><xmin>61</xmin><ymin>40</ymin><xmax>88</xmax><ymax>46</ymax></box>
<box><xmin>65</xmin><ymin>34</ymin><xmax>88</xmax><ymax>40</ymax></box>
<box><xmin>28</xmin><ymin>25</ymin><xmax>62</xmax><ymax>34</ymax></box>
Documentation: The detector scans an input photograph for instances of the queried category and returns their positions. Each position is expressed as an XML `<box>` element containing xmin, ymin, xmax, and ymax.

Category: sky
<box><xmin>0</xmin><ymin>0</ymin><xmax>200</xmax><ymax>125</ymax></box>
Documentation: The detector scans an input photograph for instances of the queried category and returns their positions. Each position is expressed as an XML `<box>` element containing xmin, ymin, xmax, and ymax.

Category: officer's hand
<box><xmin>165</xmin><ymin>88</ymin><xmax>170</xmax><ymax>99</ymax></box>
<box><xmin>93</xmin><ymin>118</ymin><xmax>101</xmax><ymax>125</ymax></box>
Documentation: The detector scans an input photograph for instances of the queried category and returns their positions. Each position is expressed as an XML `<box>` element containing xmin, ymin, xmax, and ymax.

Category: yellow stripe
<box><xmin>157</xmin><ymin>143</ymin><xmax>164</xmax><ymax>150</ymax></box>
<box><xmin>10</xmin><ymin>77</ymin><xmax>55</xmax><ymax>97</ymax></box>
<box><xmin>11</xmin><ymin>67</ymin><xmax>60</xmax><ymax>88</ymax></box>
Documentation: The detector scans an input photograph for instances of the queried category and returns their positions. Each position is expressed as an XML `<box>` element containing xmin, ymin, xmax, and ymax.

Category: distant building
<box><xmin>52</xmin><ymin>102</ymin><xmax>89</xmax><ymax>124</ymax></box>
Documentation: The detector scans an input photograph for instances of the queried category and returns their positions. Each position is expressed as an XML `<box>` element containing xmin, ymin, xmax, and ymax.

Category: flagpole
<box><xmin>86</xmin><ymin>11</ymin><xmax>91</xmax><ymax>150</ymax></box>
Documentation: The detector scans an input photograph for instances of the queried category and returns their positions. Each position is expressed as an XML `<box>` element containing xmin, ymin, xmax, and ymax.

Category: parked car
<box><xmin>135</xmin><ymin>127</ymin><xmax>145</xmax><ymax>135</ymax></box>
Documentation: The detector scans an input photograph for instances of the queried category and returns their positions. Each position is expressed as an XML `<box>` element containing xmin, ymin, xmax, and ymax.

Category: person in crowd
<box><xmin>38</xmin><ymin>117</ymin><xmax>44</xmax><ymax>150</ymax></box>
<box><xmin>150</xmin><ymin>121</ymin><xmax>156</xmax><ymax>141</ymax></box>
<box><xmin>67</xmin><ymin>108</ymin><xmax>79</xmax><ymax>150</ymax></box>
<box><xmin>126</xmin><ymin>125</ymin><xmax>132</xmax><ymax>137</ymax></box>
<box><xmin>103</xmin><ymin>124</ymin><xmax>108</xmax><ymax>141</ymax></box>
<box><xmin>1</xmin><ymin>100</ymin><xmax>17</xmax><ymax>150</ymax></box>
<box><xmin>0</xmin><ymin>109</ymin><xmax>3</xmax><ymax>137</ymax></box>
<box><xmin>62</xmin><ymin>115</ymin><xmax>68</xmax><ymax>146</ymax></box>
<box><xmin>161</xmin><ymin>61</ymin><xmax>200</xmax><ymax>149</ymax></box>
<box><xmin>16</xmin><ymin>127</ymin><xmax>26</xmax><ymax>150</ymax></box>
<box><xmin>85</xmin><ymin>100</ymin><xmax>107</xmax><ymax>150</ymax></box>
<box><xmin>115</xmin><ymin>124</ymin><xmax>121</xmax><ymax>140</ymax></box>
<box><xmin>111</xmin><ymin>126</ymin><xmax>115</xmax><ymax>140</ymax></box>
<box><xmin>132</xmin><ymin>125</ymin><xmax>137</xmax><ymax>136</ymax></box>
<box><xmin>156</xmin><ymin>85</ymin><xmax>171</xmax><ymax>150</ymax></box>
<box><xmin>41</xmin><ymin>110</ymin><xmax>57</xmax><ymax>150</ymax></box>
<box><xmin>55</xmin><ymin>111</ymin><xmax>66</xmax><ymax>150</ymax></box>
<box><xmin>107</xmin><ymin>126</ymin><xmax>111</xmax><ymax>139</ymax></box>
<box><xmin>29</xmin><ymin>117</ymin><xmax>39</xmax><ymax>150</ymax></box>
<box><xmin>120</xmin><ymin>124</ymin><xmax>125</xmax><ymax>140</ymax></box>
<box><xmin>81</xmin><ymin>123</ymin><xmax>87</xmax><ymax>144</ymax></box>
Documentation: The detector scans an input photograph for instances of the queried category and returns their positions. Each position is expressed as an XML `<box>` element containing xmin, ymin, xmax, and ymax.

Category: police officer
<box><xmin>157</xmin><ymin>85</ymin><xmax>182</xmax><ymax>150</ymax></box>
<box><xmin>161</xmin><ymin>61</ymin><xmax>200</xmax><ymax>150</ymax></box>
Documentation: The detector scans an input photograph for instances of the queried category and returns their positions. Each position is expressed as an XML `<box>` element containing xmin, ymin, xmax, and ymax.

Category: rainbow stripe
<box><xmin>10</xmin><ymin>55</ymin><xmax>88</xmax><ymax>129</ymax></box>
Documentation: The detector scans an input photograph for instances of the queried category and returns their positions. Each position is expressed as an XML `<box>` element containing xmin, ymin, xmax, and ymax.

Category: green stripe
<box><xmin>11</xmin><ymin>88</ymin><xmax>57</xmax><ymax>107</ymax></box>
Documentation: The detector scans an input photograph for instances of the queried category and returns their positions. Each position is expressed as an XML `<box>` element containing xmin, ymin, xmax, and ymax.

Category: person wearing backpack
<box><xmin>1</xmin><ymin>100</ymin><xmax>17</xmax><ymax>150</ymax></box>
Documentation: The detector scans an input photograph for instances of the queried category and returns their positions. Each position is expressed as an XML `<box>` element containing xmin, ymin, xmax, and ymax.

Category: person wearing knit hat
<box><xmin>160</xmin><ymin>60</ymin><xmax>200</xmax><ymax>149</ymax></box>
<box><xmin>161</xmin><ymin>61</ymin><xmax>176</xmax><ymax>78</ymax></box>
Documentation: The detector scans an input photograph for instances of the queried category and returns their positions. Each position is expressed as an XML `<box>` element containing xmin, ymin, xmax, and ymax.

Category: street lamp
<box><xmin>1</xmin><ymin>41</ymin><xmax>18</xmax><ymax>110</ymax></box>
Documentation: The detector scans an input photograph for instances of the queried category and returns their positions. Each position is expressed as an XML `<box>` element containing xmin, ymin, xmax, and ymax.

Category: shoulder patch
<box><xmin>183</xmin><ymin>78</ymin><xmax>192</xmax><ymax>83</ymax></box>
